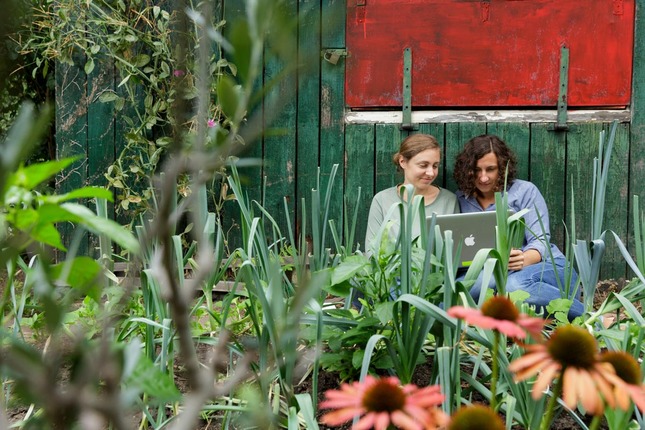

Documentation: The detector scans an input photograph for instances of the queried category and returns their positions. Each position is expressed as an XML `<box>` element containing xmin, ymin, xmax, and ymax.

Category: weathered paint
<box><xmin>56</xmin><ymin>52</ymin><xmax>88</xmax><ymax>257</ymax></box>
<box><xmin>346</xmin><ymin>0</ymin><xmax>635</xmax><ymax>108</ymax></box>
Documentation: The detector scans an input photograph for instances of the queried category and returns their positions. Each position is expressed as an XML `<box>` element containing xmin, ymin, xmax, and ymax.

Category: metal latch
<box><xmin>548</xmin><ymin>45</ymin><xmax>573</xmax><ymax>132</ymax></box>
<box><xmin>322</xmin><ymin>49</ymin><xmax>347</xmax><ymax>65</ymax></box>
<box><xmin>400</xmin><ymin>47</ymin><xmax>418</xmax><ymax>131</ymax></box>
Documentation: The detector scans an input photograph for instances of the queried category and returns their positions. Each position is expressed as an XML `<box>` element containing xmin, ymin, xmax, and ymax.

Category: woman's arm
<box><xmin>509</xmin><ymin>181</ymin><xmax>553</xmax><ymax>267</ymax></box>
<box><xmin>364</xmin><ymin>196</ymin><xmax>385</xmax><ymax>252</ymax></box>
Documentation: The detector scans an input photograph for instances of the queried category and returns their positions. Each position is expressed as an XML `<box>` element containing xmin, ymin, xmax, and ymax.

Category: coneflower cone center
<box><xmin>448</xmin><ymin>405</ymin><xmax>505</xmax><ymax>430</ymax></box>
<box><xmin>547</xmin><ymin>325</ymin><xmax>597</xmax><ymax>368</ymax></box>
<box><xmin>601</xmin><ymin>351</ymin><xmax>642</xmax><ymax>385</ymax></box>
<box><xmin>481</xmin><ymin>296</ymin><xmax>519</xmax><ymax>321</ymax></box>
<box><xmin>362</xmin><ymin>380</ymin><xmax>406</xmax><ymax>413</ymax></box>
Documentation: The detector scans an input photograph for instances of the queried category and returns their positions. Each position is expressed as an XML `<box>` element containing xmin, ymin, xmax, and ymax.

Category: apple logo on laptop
<box><xmin>464</xmin><ymin>234</ymin><xmax>476</xmax><ymax>246</ymax></box>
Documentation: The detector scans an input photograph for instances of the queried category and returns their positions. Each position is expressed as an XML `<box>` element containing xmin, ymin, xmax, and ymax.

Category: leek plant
<box><xmin>573</xmin><ymin>121</ymin><xmax>618</xmax><ymax>313</ymax></box>
<box><xmin>220</xmin><ymin>162</ymin><xmax>339</xmax><ymax>427</ymax></box>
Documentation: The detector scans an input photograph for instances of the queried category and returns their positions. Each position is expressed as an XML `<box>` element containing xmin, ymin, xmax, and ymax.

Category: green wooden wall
<box><xmin>55</xmin><ymin>0</ymin><xmax>645</xmax><ymax>280</ymax></box>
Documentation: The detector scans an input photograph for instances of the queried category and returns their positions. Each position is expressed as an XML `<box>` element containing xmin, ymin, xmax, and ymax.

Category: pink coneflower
<box><xmin>449</xmin><ymin>296</ymin><xmax>546</xmax><ymax>412</ymax></box>
<box><xmin>207</xmin><ymin>118</ymin><xmax>216</xmax><ymax>128</ymax></box>
<box><xmin>319</xmin><ymin>375</ymin><xmax>449</xmax><ymax>430</ymax></box>
<box><xmin>447</xmin><ymin>296</ymin><xmax>546</xmax><ymax>340</ymax></box>
<box><xmin>448</xmin><ymin>405</ymin><xmax>504</xmax><ymax>430</ymax></box>
<box><xmin>509</xmin><ymin>325</ymin><xmax>617</xmax><ymax>417</ymax></box>
<box><xmin>600</xmin><ymin>350</ymin><xmax>645</xmax><ymax>412</ymax></box>
<box><xmin>173</xmin><ymin>69</ymin><xmax>185</xmax><ymax>77</ymax></box>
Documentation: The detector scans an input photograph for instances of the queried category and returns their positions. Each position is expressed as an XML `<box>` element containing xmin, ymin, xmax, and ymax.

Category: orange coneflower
<box><xmin>448</xmin><ymin>404</ymin><xmax>504</xmax><ymax>430</ymax></box>
<box><xmin>448</xmin><ymin>296</ymin><xmax>546</xmax><ymax>340</ymax></box>
<box><xmin>600</xmin><ymin>350</ymin><xmax>645</xmax><ymax>412</ymax></box>
<box><xmin>508</xmin><ymin>325</ymin><xmax>617</xmax><ymax>416</ymax></box>
<box><xmin>319</xmin><ymin>375</ymin><xmax>449</xmax><ymax>430</ymax></box>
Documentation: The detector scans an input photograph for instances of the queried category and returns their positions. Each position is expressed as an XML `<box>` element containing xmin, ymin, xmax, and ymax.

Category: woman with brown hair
<box><xmin>364</xmin><ymin>133</ymin><xmax>459</xmax><ymax>251</ymax></box>
<box><xmin>453</xmin><ymin>134</ymin><xmax>583</xmax><ymax>319</ymax></box>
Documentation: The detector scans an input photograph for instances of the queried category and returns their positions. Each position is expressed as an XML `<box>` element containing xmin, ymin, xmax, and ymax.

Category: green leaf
<box><xmin>374</xmin><ymin>301</ymin><xmax>395</xmax><ymax>325</ymax></box>
<box><xmin>509</xmin><ymin>290</ymin><xmax>531</xmax><ymax>307</ymax></box>
<box><xmin>31</xmin><ymin>222</ymin><xmax>66</xmax><ymax>250</ymax></box>
<box><xmin>44</xmin><ymin>187</ymin><xmax>113</xmax><ymax>204</ymax></box>
<box><xmin>50</xmin><ymin>257</ymin><xmax>102</xmax><ymax>301</ymax></box>
<box><xmin>98</xmin><ymin>91</ymin><xmax>119</xmax><ymax>103</ymax></box>
<box><xmin>124</xmin><ymin>355</ymin><xmax>181</xmax><ymax>403</ymax></box>
<box><xmin>230</xmin><ymin>20</ymin><xmax>252</xmax><ymax>83</ymax></box>
<box><xmin>134</xmin><ymin>54</ymin><xmax>150</xmax><ymax>67</ymax></box>
<box><xmin>545</xmin><ymin>298</ymin><xmax>573</xmax><ymax>315</ymax></box>
<box><xmin>8</xmin><ymin>158</ymin><xmax>77</xmax><ymax>190</ymax></box>
<box><xmin>11</xmin><ymin>207</ymin><xmax>39</xmax><ymax>230</ymax></box>
<box><xmin>84</xmin><ymin>58</ymin><xmax>95</xmax><ymax>75</ymax></box>
<box><xmin>323</xmin><ymin>279</ymin><xmax>352</xmax><ymax>297</ymax></box>
<box><xmin>60</xmin><ymin>203</ymin><xmax>140</xmax><ymax>253</ymax></box>
<box><xmin>352</xmin><ymin>348</ymin><xmax>365</xmax><ymax>369</ymax></box>
<box><xmin>331</xmin><ymin>255</ymin><xmax>367</xmax><ymax>285</ymax></box>
<box><xmin>217</xmin><ymin>75</ymin><xmax>241</xmax><ymax>119</ymax></box>
<box><xmin>36</xmin><ymin>203</ymin><xmax>83</xmax><ymax>224</ymax></box>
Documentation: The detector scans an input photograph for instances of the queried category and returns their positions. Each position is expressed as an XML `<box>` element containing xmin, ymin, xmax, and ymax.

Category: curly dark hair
<box><xmin>453</xmin><ymin>135</ymin><xmax>517</xmax><ymax>197</ymax></box>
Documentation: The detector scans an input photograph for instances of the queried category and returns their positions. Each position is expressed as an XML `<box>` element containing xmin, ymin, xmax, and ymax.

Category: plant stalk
<box><xmin>491</xmin><ymin>330</ymin><xmax>500</xmax><ymax>411</ymax></box>
<box><xmin>540</xmin><ymin>374</ymin><xmax>564</xmax><ymax>430</ymax></box>
<box><xmin>589</xmin><ymin>415</ymin><xmax>602</xmax><ymax>430</ymax></box>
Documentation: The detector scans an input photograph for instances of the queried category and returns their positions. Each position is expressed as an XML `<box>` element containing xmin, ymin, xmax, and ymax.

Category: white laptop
<box><xmin>427</xmin><ymin>211</ymin><xmax>518</xmax><ymax>268</ymax></box>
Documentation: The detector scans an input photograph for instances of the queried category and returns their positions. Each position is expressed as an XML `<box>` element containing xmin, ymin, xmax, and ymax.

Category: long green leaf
<box><xmin>60</xmin><ymin>203</ymin><xmax>140</xmax><ymax>253</ymax></box>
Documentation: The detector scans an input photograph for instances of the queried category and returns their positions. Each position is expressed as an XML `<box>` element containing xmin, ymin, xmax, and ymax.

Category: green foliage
<box><xmin>17</xmin><ymin>0</ymin><xmax>240</xmax><ymax>218</ymax></box>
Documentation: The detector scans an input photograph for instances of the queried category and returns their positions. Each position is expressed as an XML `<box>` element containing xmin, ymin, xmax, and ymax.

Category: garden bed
<box><xmin>2</xmin><ymin>269</ymin><xmax>626</xmax><ymax>429</ymax></box>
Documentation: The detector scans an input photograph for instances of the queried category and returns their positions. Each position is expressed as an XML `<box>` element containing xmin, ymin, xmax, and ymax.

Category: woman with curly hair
<box><xmin>364</xmin><ymin>134</ymin><xmax>459</xmax><ymax>252</ymax></box>
<box><xmin>453</xmin><ymin>134</ymin><xmax>583</xmax><ymax>320</ymax></box>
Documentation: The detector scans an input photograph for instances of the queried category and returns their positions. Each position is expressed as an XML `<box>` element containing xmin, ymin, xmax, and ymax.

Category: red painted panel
<box><xmin>346</xmin><ymin>0</ymin><xmax>634</xmax><ymax>108</ymax></box>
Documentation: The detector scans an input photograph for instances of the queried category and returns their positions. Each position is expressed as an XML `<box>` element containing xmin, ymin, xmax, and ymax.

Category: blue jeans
<box><xmin>465</xmin><ymin>257</ymin><xmax>584</xmax><ymax>320</ymax></box>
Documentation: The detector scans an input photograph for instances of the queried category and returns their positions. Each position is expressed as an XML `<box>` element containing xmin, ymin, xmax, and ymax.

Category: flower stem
<box><xmin>491</xmin><ymin>331</ymin><xmax>500</xmax><ymax>411</ymax></box>
<box><xmin>588</xmin><ymin>415</ymin><xmax>602</xmax><ymax>430</ymax></box>
<box><xmin>540</xmin><ymin>374</ymin><xmax>563</xmax><ymax>430</ymax></box>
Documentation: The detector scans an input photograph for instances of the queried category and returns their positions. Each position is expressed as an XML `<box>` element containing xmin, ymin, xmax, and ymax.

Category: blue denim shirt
<box><xmin>456</xmin><ymin>179</ymin><xmax>564</xmax><ymax>260</ymax></box>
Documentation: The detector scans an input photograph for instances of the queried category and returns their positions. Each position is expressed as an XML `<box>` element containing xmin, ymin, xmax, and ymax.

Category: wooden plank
<box><xmin>296</xmin><ymin>0</ymin><xmax>321</xmax><ymax>249</ymax></box>
<box><xmin>374</xmin><ymin>124</ymin><xmax>405</xmax><ymax>193</ymax></box>
<box><xmin>444</xmin><ymin>123</ymin><xmax>487</xmax><ymax>196</ymax></box>
<box><xmin>345</xmin><ymin>124</ymin><xmax>374</xmax><ymax>251</ymax></box>
<box><xmin>600</xmin><ymin>122</ymin><xmax>629</xmax><ymax>279</ymax></box>
<box><xmin>345</xmin><ymin>109</ymin><xmax>631</xmax><ymax>124</ymax></box>
<box><xmin>112</xmin><ymin>71</ymin><xmax>144</xmax><ymax>230</ymax></box>
<box><xmin>221</xmin><ymin>0</ymin><xmax>262</xmax><ymax>250</ymax></box>
<box><xmin>320</xmin><ymin>0</ymin><xmax>346</xmax><ymax>249</ymax></box>
<box><xmin>55</xmin><ymin>55</ymin><xmax>88</xmax><ymax>257</ymax></box>
<box><xmin>87</xmin><ymin>56</ymin><xmax>116</xmax><ymax>258</ymax></box>
<box><xmin>486</xmin><ymin>123</ymin><xmax>530</xmax><ymax>180</ymax></box>
<box><xmin>529</xmin><ymin>124</ymin><xmax>567</xmax><ymax>253</ymax></box>
<box><xmin>263</xmin><ymin>0</ymin><xmax>298</xmax><ymax>242</ymax></box>
<box><xmin>628</xmin><ymin>0</ymin><xmax>645</xmax><ymax>279</ymax></box>
<box><xmin>566</xmin><ymin>124</ymin><xmax>604</xmax><ymax>244</ymax></box>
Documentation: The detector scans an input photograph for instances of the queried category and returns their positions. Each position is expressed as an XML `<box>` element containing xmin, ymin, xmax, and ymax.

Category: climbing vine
<box><xmin>17</xmin><ymin>0</ymin><xmax>237</xmax><ymax>217</ymax></box>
